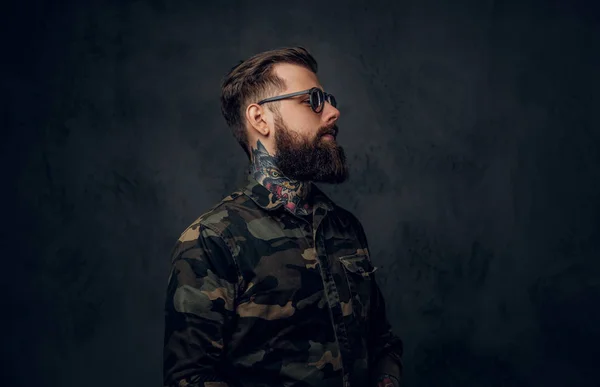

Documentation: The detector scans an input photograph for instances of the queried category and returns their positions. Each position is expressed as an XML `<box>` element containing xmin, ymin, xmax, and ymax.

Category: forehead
<box><xmin>272</xmin><ymin>63</ymin><xmax>323</xmax><ymax>92</ymax></box>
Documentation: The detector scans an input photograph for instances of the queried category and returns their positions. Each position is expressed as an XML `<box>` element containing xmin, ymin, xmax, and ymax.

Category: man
<box><xmin>163</xmin><ymin>47</ymin><xmax>403</xmax><ymax>387</ymax></box>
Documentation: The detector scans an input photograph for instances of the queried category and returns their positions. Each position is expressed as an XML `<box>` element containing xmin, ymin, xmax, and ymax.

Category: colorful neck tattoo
<box><xmin>249</xmin><ymin>140</ymin><xmax>313</xmax><ymax>216</ymax></box>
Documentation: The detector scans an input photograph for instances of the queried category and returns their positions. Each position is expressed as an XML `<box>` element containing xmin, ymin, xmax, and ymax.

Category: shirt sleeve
<box><xmin>353</xmin><ymin>218</ymin><xmax>404</xmax><ymax>384</ymax></box>
<box><xmin>163</xmin><ymin>222</ymin><xmax>239</xmax><ymax>387</ymax></box>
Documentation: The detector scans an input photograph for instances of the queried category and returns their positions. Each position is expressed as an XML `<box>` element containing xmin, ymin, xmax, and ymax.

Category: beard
<box><xmin>273</xmin><ymin>114</ymin><xmax>349</xmax><ymax>184</ymax></box>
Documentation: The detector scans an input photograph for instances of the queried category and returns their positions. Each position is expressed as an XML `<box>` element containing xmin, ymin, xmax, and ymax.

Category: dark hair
<box><xmin>220</xmin><ymin>46</ymin><xmax>318</xmax><ymax>160</ymax></box>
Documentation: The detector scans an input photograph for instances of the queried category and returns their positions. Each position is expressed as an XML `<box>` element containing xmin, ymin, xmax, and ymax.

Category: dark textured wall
<box><xmin>4</xmin><ymin>0</ymin><xmax>599</xmax><ymax>386</ymax></box>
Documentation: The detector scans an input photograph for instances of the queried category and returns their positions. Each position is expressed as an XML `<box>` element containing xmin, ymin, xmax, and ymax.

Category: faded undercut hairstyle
<box><xmin>220</xmin><ymin>46</ymin><xmax>318</xmax><ymax>160</ymax></box>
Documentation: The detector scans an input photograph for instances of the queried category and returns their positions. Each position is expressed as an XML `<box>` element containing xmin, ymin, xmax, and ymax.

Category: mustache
<box><xmin>318</xmin><ymin>125</ymin><xmax>339</xmax><ymax>138</ymax></box>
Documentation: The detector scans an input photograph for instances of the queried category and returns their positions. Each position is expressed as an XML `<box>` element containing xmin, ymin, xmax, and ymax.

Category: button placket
<box><xmin>313</xmin><ymin>206</ymin><xmax>353</xmax><ymax>386</ymax></box>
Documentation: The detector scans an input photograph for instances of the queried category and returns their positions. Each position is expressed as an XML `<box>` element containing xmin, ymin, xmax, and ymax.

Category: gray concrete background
<box><xmin>4</xmin><ymin>0</ymin><xmax>599</xmax><ymax>386</ymax></box>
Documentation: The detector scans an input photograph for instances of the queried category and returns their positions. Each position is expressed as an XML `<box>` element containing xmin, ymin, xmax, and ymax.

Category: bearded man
<box><xmin>163</xmin><ymin>46</ymin><xmax>404</xmax><ymax>387</ymax></box>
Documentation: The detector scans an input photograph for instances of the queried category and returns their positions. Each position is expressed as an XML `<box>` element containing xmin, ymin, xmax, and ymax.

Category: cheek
<box><xmin>287</xmin><ymin>105</ymin><xmax>321</xmax><ymax>125</ymax></box>
<box><xmin>280</xmin><ymin>106</ymin><xmax>321</xmax><ymax>138</ymax></box>
<box><xmin>297</xmin><ymin>116</ymin><xmax>322</xmax><ymax>137</ymax></box>
<box><xmin>297</xmin><ymin>126</ymin><xmax>320</xmax><ymax>143</ymax></box>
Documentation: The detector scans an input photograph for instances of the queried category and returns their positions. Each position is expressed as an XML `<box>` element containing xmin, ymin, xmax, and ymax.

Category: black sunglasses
<box><xmin>257</xmin><ymin>87</ymin><xmax>337</xmax><ymax>113</ymax></box>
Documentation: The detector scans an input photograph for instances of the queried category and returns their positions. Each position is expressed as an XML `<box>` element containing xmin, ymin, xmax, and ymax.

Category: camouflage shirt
<box><xmin>163</xmin><ymin>174</ymin><xmax>403</xmax><ymax>387</ymax></box>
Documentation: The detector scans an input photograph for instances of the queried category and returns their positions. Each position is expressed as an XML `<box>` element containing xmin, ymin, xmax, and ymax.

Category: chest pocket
<box><xmin>338</xmin><ymin>253</ymin><xmax>378</xmax><ymax>320</ymax></box>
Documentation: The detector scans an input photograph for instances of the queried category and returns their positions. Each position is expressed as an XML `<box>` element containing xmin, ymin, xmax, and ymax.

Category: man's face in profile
<box><xmin>270</xmin><ymin>63</ymin><xmax>349</xmax><ymax>184</ymax></box>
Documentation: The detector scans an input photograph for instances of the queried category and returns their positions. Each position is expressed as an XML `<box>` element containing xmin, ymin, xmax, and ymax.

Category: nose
<box><xmin>322</xmin><ymin>101</ymin><xmax>340</xmax><ymax>127</ymax></box>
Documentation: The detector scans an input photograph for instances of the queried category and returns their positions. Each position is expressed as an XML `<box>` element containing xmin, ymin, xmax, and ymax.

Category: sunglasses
<box><xmin>257</xmin><ymin>87</ymin><xmax>337</xmax><ymax>113</ymax></box>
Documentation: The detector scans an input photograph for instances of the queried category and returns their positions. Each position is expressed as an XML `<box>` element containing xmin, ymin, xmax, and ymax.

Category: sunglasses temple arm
<box><xmin>258</xmin><ymin>89</ymin><xmax>312</xmax><ymax>104</ymax></box>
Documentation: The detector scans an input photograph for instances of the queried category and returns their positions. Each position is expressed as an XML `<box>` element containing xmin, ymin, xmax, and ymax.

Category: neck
<box><xmin>249</xmin><ymin>140</ymin><xmax>312</xmax><ymax>216</ymax></box>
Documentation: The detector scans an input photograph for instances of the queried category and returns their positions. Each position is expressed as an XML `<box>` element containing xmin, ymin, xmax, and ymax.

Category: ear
<box><xmin>245</xmin><ymin>103</ymin><xmax>270</xmax><ymax>137</ymax></box>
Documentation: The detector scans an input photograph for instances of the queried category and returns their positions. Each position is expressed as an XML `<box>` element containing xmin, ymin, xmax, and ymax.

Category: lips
<box><xmin>321</xmin><ymin>130</ymin><xmax>337</xmax><ymax>138</ymax></box>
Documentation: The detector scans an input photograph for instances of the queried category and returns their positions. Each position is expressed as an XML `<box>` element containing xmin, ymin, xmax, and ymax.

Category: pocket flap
<box><xmin>338</xmin><ymin>253</ymin><xmax>378</xmax><ymax>277</ymax></box>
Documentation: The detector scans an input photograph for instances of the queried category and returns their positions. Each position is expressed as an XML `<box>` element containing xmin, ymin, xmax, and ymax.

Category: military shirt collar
<box><xmin>242</xmin><ymin>171</ymin><xmax>335</xmax><ymax>214</ymax></box>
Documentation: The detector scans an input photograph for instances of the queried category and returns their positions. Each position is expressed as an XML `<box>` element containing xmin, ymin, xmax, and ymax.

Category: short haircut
<box><xmin>220</xmin><ymin>46</ymin><xmax>318</xmax><ymax>160</ymax></box>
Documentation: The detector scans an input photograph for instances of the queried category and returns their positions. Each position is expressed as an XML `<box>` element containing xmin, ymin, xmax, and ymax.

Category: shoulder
<box><xmin>175</xmin><ymin>188</ymin><xmax>266</xmax><ymax>248</ymax></box>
